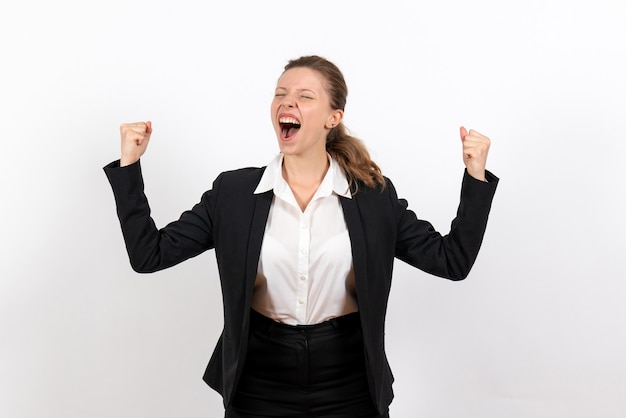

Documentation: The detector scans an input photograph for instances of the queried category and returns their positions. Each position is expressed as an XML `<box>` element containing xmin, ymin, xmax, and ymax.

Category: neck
<box><xmin>282</xmin><ymin>152</ymin><xmax>329</xmax><ymax>188</ymax></box>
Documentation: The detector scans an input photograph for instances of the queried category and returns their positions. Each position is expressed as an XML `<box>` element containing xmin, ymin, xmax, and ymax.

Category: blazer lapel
<box><xmin>244</xmin><ymin>190</ymin><xmax>273</xmax><ymax>307</ymax></box>
<box><xmin>339</xmin><ymin>196</ymin><xmax>371</xmax><ymax>315</ymax></box>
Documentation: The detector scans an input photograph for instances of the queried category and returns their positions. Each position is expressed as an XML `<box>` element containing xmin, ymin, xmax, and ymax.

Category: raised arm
<box><xmin>104</xmin><ymin>121</ymin><xmax>215</xmax><ymax>273</ymax></box>
<box><xmin>394</xmin><ymin>126</ymin><xmax>498</xmax><ymax>279</ymax></box>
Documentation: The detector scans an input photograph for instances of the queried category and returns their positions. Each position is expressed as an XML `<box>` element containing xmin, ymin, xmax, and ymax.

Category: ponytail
<box><xmin>326</xmin><ymin>123</ymin><xmax>385</xmax><ymax>192</ymax></box>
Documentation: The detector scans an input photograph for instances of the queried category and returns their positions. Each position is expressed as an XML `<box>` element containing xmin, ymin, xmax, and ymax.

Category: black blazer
<box><xmin>104</xmin><ymin>159</ymin><xmax>498</xmax><ymax>414</ymax></box>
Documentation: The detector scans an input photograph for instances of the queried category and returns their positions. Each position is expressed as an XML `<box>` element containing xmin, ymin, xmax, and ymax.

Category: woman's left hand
<box><xmin>460</xmin><ymin>126</ymin><xmax>490</xmax><ymax>181</ymax></box>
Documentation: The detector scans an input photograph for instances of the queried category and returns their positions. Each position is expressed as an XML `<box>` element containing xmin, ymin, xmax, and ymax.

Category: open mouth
<box><xmin>279</xmin><ymin>116</ymin><xmax>301</xmax><ymax>139</ymax></box>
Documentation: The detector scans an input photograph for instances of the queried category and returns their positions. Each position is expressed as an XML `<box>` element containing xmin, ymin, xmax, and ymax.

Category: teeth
<box><xmin>279</xmin><ymin>117</ymin><xmax>300</xmax><ymax>125</ymax></box>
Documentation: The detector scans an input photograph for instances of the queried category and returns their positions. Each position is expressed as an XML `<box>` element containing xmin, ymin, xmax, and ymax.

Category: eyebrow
<box><xmin>275</xmin><ymin>87</ymin><xmax>317</xmax><ymax>95</ymax></box>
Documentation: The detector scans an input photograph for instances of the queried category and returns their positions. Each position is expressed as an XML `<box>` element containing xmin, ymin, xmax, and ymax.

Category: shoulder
<box><xmin>351</xmin><ymin>176</ymin><xmax>408</xmax><ymax>218</ymax></box>
<box><xmin>213</xmin><ymin>166</ymin><xmax>266</xmax><ymax>190</ymax></box>
<box><xmin>212</xmin><ymin>167</ymin><xmax>265</xmax><ymax>197</ymax></box>
<box><xmin>351</xmin><ymin>176</ymin><xmax>397</xmax><ymax>199</ymax></box>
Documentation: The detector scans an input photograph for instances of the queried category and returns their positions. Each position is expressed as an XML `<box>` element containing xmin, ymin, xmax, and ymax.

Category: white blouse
<box><xmin>251</xmin><ymin>153</ymin><xmax>358</xmax><ymax>325</ymax></box>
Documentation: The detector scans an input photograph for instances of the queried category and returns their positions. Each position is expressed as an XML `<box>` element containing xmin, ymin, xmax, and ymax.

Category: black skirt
<box><xmin>226</xmin><ymin>309</ymin><xmax>389</xmax><ymax>418</ymax></box>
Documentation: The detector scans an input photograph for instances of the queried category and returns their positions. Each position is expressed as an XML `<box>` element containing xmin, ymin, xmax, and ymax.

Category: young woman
<box><xmin>104</xmin><ymin>55</ymin><xmax>498</xmax><ymax>417</ymax></box>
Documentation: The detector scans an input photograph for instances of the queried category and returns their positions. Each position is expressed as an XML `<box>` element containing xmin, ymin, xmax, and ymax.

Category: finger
<box><xmin>462</xmin><ymin>134</ymin><xmax>489</xmax><ymax>149</ymax></box>
<box><xmin>121</xmin><ymin>130</ymin><xmax>149</xmax><ymax>146</ymax></box>
<box><xmin>462</xmin><ymin>134</ymin><xmax>490</xmax><ymax>146</ymax></box>
<box><xmin>468</xmin><ymin>129</ymin><xmax>488</xmax><ymax>139</ymax></box>
<box><xmin>121</xmin><ymin>122</ymin><xmax>145</xmax><ymax>128</ymax></box>
<box><xmin>130</xmin><ymin>122</ymin><xmax>147</xmax><ymax>132</ymax></box>
<box><xmin>146</xmin><ymin>121</ymin><xmax>152</xmax><ymax>134</ymax></box>
<box><xmin>460</xmin><ymin>126</ymin><xmax>468</xmax><ymax>140</ymax></box>
<box><xmin>124</xmin><ymin>130</ymin><xmax>148</xmax><ymax>142</ymax></box>
<box><xmin>121</xmin><ymin>124</ymin><xmax>141</xmax><ymax>136</ymax></box>
<box><xmin>124</xmin><ymin>126</ymin><xmax>151</xmax><ymax>138</ymax></box>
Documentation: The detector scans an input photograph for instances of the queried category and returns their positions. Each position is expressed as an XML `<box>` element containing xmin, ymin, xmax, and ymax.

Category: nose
<box><xmin>280</xmin><ymin>94</ymin><xmax>295</xmax><ymax>108</ymax></box>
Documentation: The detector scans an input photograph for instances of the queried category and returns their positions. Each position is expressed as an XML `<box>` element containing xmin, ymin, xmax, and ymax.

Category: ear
<box><xmin>326</xmin><ymin>109</ymin><xmax>344</xmax><ymax>128</ymax></box>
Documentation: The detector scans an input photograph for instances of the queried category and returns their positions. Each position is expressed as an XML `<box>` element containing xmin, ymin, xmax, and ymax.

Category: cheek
<box><xmin>270</xmin><ymin>103</ymin><xmax>279</xmax><ymax>122</ymax></box>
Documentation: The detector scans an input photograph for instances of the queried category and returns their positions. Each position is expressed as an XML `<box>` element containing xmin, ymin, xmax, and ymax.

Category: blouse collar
<box><xmin>254</xmin><ymin>153</ymin><xmax>351</xmax><ymax>199</ymax></box>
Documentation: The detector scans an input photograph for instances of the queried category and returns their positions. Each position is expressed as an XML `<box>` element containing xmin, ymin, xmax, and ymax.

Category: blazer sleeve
<box><xmin>393</xmin><ymin>169</ymin><xmax>499</xmax><ymax>280</ymax></box>
<box><xmin>103</xmin><ymin>159</ymin><xmax>217</xmax><ymax>273</ymax></box>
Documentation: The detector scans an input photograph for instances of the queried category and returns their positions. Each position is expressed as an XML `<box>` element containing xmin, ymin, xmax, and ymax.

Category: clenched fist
<box><xmin>460</xmin><ymin>126</ymin><xmax>490</xmax><ymax>182</ymax></box>
<box><xmin>120</xmin><ymin>121</ymin><xmax>152</xmax><ymax>167</ymax></box>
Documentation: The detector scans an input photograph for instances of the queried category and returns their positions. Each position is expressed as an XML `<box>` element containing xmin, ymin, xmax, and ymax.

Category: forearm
<box><xmin>103</xmin><ymin>160</ymin><xmax>213</xmax><ymax>272</ymax></box>
<box><xmin>441</xmin><ymin>169</ymin><xmax>499</xmax><ymax>278</ymax></box>
<box><xmin>395</xmin><ymin>169</ymin><xmax>499</xmax><ymax>280</ymax></box>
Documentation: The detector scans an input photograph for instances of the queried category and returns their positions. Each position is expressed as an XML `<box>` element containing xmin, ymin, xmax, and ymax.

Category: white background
<box><xmin>1</xmin><ymin>1</ymin><xmax>625</xmax><ymax>417</ymax></box>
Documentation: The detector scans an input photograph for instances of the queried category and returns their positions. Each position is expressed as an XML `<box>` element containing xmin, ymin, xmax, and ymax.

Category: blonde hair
<box><xmin>284</xmin><ymin>55</ymin><xmax>385</xmax><ymax>192</ymax></box>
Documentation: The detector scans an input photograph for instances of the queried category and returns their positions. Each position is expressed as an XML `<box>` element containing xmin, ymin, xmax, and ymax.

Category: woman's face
<box><xmin>271</xmin><ymin>67</ymin><xmax>342</xmax><ymax>159</ymax></box>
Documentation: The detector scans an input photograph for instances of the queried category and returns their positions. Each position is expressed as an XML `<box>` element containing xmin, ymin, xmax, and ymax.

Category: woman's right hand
<box><xmin>120</xmin><ymin>121</ymin><xmax>152</xmax><ymax>167</ymax></box>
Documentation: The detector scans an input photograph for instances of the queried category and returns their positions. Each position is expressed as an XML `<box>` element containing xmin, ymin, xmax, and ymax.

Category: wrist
<box><xmin>467</xmin><ymin>167</ymin><xmax>486</xmax><ymax>182</ymax></box>
<box><xmin>120</xmin><ymin>156</ymin><xmax>138</xmax><ymax>167</ymax></box>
